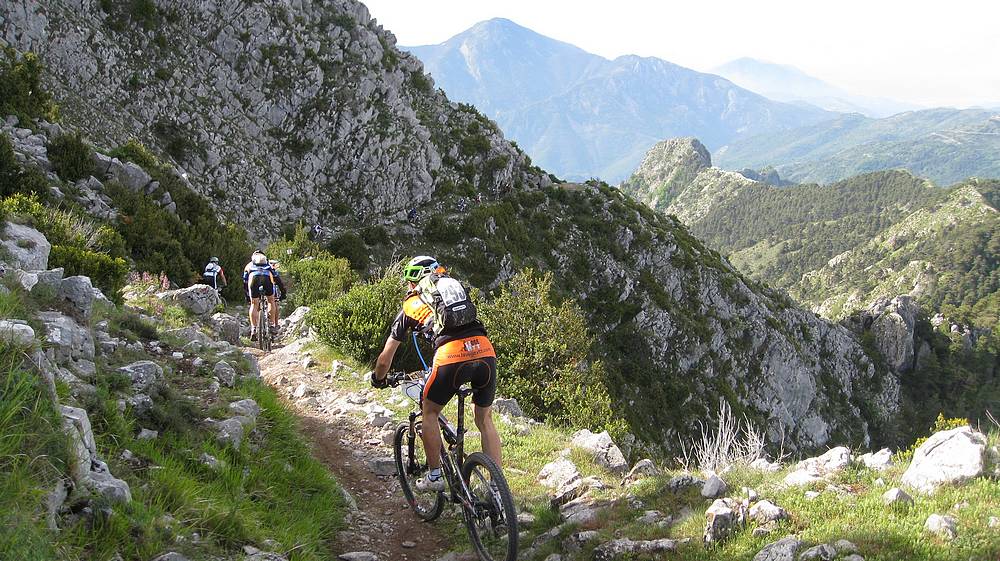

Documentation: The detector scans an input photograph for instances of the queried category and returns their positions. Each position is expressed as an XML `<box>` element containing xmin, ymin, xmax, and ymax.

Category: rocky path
<box><xmin>247</xmin><ymin>337</ymin><xmax>454</xmax><ymax>561</ymax></box>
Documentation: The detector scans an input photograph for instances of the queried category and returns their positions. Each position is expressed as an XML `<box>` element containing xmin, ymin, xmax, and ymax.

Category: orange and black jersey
<box><xmin>389</xmin><ymin>293</ymin><xmax>486</xmax><ymax>349</ymax></box>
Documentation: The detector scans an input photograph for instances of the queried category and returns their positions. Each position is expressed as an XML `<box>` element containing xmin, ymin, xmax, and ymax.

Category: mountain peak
<box><xmin>619</xmin><ymin>138</ymin><xmax>713</xmax><ymax>207</ymax></box>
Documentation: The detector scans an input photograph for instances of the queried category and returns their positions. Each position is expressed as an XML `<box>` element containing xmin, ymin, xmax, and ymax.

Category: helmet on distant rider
<box><xmin>252</xmin><ymin>251</ymin><xmax>268</xmax><ymax>266</ymax></box>
<box><xmin>402</xmin><ymin>255</ymin><xmax>438</xmax><ymax>283</ymax></box>
<box><xmin>209</xmin><ymin>256</ymin><xmax>219</xmax><ymax>263</ymax></box>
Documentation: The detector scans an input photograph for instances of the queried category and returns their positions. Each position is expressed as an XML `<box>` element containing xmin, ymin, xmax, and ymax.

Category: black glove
<box><xmin>280</xmin><ymin>292</ymin><xmax>288</xmax><ymax>301</ymax></box>
<box><xmin>370</xmin><ymin>370</ymin><xmax>388</xmax><ymax>389</ymax></box>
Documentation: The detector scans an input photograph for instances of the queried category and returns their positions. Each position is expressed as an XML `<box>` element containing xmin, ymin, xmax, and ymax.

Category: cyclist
<box><xmin>371</xmin><ymin>256</ymin><xmax>501</xmax><ymax>492</ymax></box>
<box><xmin>243</xmin><ymin>250</ymin><xmax>286</xmax><ymax>341</ymax></box>
<box><xmin>202</xmin><ymin>256</ymin><xmax>227</xmax><ymax>291</ymax></box>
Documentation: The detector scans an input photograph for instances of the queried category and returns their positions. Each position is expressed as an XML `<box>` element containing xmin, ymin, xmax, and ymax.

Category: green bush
<box><xmin>478</xmin><ymin>269</ymin><xmax>626</xmax><ymax>436</ymax></box>
<box><xmin>0</xmin><ymin>137</ymin><xmax>50</xmax><ymax>201</ymax></box>
<box><xmin>0</xmin><ymin>47</ymin><xmax>58</xmax><ymax>125</ymax></box>
<box><xmin>309</xmin><ymin>264</ymin><xmax>403</xmax><ymax>363</ymax></box>
<box><xmin>47</xmin><ymin>133</ymin><xmax>95</xmax><ymax>182</ymax></box>
<box><xmin>49</xmin><ymin>245</ymin><xmax>129</xmax><ymax>303</ymax></box>
<box><xmin>0</xmin><ymin>193</ymin><xmax>126</xmax><ymax>256</ymax></box>
<box><xmin>283</xmin><ymin>256</ymin><xmax>357</xmax><ymax>308</ymax></box>
<box><xmin>326</xmin><ymin>232</ymin><xmax>368</xmax><ymax>271</ymax></box>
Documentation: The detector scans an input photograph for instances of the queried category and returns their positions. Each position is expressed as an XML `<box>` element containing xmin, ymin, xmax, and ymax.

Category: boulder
<box><xmin>37</xmin><ymin>311</ymin><xmax>95</xmax><ymax>363</ymax></box>
<box><xmin>704</xmin><ymin>498</ymin><xmax>746</xmax><ymax>545</ymax></box>
<box><xmin>151</xmin><ymin>553</ymin><xmax>192</xmax><ymax>561</ymax></box>
<box><xmin>753</xmin><ymin>536</ymin><xmax>804</xmax><ymax>561</ymax></box>
<box><xmin>571</xmin><ymin>429</ymin><xmax>628</xmax><ymax>474</ymax></box>
<box><xmin>156</xmin><ymin>284</ymin><xmax>222</xmax><ymax>316</ymax></box>
<box><xmin>593</xmin><ymin>538</ymin><xmax>677</xmax><ymax>561</ymax></box>
<box><xmin>859</xmin><ymin>448</ymin><xmax>893</xmax><ymax>471</ymax></box>
<box><xmin>229</xmin><ymin>399</ymin><xmax>261</xmax><ymax>420</ymax></box>
<box><xmin>701</xmin><ymin>474</ymin><xmax>729</xmax><ymax>498</ymax></box>
<box><xmin>901</xmin><ymin>426</ymin><xmax>987</xmax><ymax>493</ymax></box>
<box><xmin>494</xmin><ymin>397</ymin><xmax>526</xmax><ymax>418</ymax></box>
<box><xmin>666</xmin><ymin>474</ymin><xmax>706</xmax><ymax>493</ymax></box>
<box><xmin>164</xmin><ymin>326</ymin><xmax>214</xmax><ymax>346</ymax></box>
<box><xmin>279</xmin><ymin>306</ymin><xmax>311</xmax><ymax>339</ymax></box>
<box><xmin>214</xmin><ymin>361</ymin><xmax>237</xmax><ymax>387</ymax></box>
<box><xmin>33</xmin><ymin>267</ymin><xmax>64</xmax><ymax>291</ymax></box>
<box><xmin>749</xmin><ymin>500</ymin><xmax>787</xmax><ymax>523</ymax></box>
<box><xmin>214</xmin><ymin>417</ymin><xmax>252</xmax><ymax>449</ymax></box>
<box><xmin>120</xmin><ymin>361</ymin><xmax>163</xmax><ymax>392</ymax></box>
<box><xmin>61</xmin><ymin>406</ymin><xmax>131</xmax><ymax>504</ymax></box>
<box><xmin>784</xmin><ymin>447</ymin><xmax>852</xmax><ymax>486</ymax></box>
<box><xmin>622</xmin><ymin>458</ymin><xmax>660</xmax><ymax>484</ymax></box>
<box><xmin>882</xmin><ymin>487</ymin><xmax>913</xmax><ymax>506</ymax></box>
<box><xmin>210</xmin><ymin>312</ymin><xmax>241</xmax><ymax>344</ymax></box>
<box><xmin>925</xmin><ymin>514</ymin><xmax>957</xmax><ymax>540</ymax></box>
<box><xmin>1</xmin><ymin>221</ymin><xmax>50</xmax><ymax>270</ymax></box>
<box><xmin>60</xmin><ymin>276</ymin><xmax>95</xmax><ymax>319</ymax></box>
<box><xmin>538</xmin><ymin>457</ymin><xmax>581</xmax><ymax>490</ymax></box>
<box><xmin>0</xmin><ymin>319</ymin><xmax>35</xmax><ymax>346</ymax></box>
<box><xmin>798</xmin><ymin>544</ymin><xmax>837</xmax><ymax>561</ymax></box>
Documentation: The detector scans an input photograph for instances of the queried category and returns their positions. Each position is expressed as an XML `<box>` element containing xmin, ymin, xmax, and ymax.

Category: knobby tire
<box><xmin>461</xmin><ymin>452</ymin><xmax>518</xmax><ymax>561</ymax></box>
<box><xmin>393</xmin><ymin>422</ymin><xmax>444</xmax><ymax>521</ymax></box>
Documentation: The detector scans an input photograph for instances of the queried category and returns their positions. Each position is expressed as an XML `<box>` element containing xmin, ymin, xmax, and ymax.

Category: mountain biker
<box><xmin>243</xmin><ymin>250</ymin><xmax>286</xmax><ymax>341</ymax></box>
<box><xmin>371</xmin><ymin>256</ymin><xmax>502</xmax><ymax>492</ymax></box>
<box><xmin>203</xmin><ymin>256</ymin><xmax>227</xmax><ymax>291</ymax></box>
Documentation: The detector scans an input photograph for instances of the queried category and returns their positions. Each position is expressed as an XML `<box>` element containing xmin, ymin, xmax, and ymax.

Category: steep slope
<box><xmin>1</xmin><ymin>0</ymin><xmax>550</xmax><ymax>234</ymax></box>
<box><xmin>712</xmin><ymin>57</ymin><xmax>919</xmax><ymax>118</ymax></box>
<box><xmin>406</xmin><ymin>18</ymin><xmax>833</xmax><ymax>182</ymax></box>
<box><xmin>2</xmin><ymin>1</ymin><xmax>901</xmax><ymax>456</ymax></box>
<box><xmin>715</xmin><ymin>108</ymin><xmax>1000</xmax><ymax>185</ymax></box>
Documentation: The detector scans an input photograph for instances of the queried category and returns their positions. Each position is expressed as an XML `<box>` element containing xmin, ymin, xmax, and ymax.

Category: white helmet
<box><xmin>252</xmin><ymin>251</ymin><xmax>268</xmax><ymax>266</ymax></box>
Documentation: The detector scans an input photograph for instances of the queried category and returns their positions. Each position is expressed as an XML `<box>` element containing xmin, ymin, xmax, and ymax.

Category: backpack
<box><xmin>415</xmin><ymin>272</ymin><xmax>477</xmax><ymax>336</ymax></box>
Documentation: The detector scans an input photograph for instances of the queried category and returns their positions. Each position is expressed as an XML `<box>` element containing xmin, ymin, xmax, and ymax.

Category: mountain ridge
<box><xmin>405</xmin><ymin>18</ymin><xmax>834</xmax><ymax>182</ymax></box>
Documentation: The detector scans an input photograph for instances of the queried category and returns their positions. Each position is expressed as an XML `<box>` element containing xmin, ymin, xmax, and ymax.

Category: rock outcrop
<box><xmin>901</xmin><ymin>426</ymin><xmax>988</xmax><ymax>493</ymax></box>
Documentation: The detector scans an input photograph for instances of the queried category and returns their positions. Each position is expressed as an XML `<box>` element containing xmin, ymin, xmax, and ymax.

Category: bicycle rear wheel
<box><xmin>461</xmin><ymin>452</ymin><xmax>518</xmax><ymax>561</ymax></box>
<box><xmin>393</xmin><ymin>422</ymin><xmax>444</xmax><ymax>521</ymax></box>
<box><xmin>257</xmin><ymin>301</ymin><xmax>269</xmax><ymax>352</ymax></box>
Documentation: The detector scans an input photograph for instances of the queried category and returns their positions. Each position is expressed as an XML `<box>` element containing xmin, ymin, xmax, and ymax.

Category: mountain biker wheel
<box><xmin>393</xmin><ymin>421</ymin><xmax>445</xmax><ymax>521</ymax></box>
<box><xmin>462</xmin><ymin>452</ymin><xmax>518</xmax><ymax>561</ymax></box>
<box><xmin>257</xmin><ymin>288</ymin><xmax>271</xmax><ymax>353</ymax></box>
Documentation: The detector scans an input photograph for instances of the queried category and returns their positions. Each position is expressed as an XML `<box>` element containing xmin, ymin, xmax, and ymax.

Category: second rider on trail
<box><xmin>243</xmin><ymin>250</ymin><xmax>286</xmax><ymax>341</ymax></box>
<box><xmin>371</xmin><ymin>255</ymin><xmax>502</xmax><ymax>492</ymax></box>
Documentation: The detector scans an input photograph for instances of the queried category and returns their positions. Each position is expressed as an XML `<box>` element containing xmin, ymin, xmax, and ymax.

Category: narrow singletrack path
<box><xmin>248</xmin><ymin>339</ymin><xmax>457</xmax><ymax>561</ymax></box>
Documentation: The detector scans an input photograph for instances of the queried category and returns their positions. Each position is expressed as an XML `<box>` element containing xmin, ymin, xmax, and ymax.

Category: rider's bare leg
<box><xmin>421</xmin><ymin>399</ymin><xmax>445</xmax><ymax>469</ymax></box>
<box><xmin>249</xmin><ymin>298</ymin><xmax>259</xmax><ymax>330</ymax></box>
<box><xmin>267</xmin><ymin>294</ymin><xmax>278</xmax><ymax>326</ymax></box>
<box><xmin>474</xmin><ymin>405</ymin><xmax>502</xmax><ymax>467</ymax></box>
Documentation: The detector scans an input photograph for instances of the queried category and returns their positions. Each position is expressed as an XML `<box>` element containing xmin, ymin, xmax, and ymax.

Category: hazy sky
<box><xmin>363</xmin><ymin>0</ymin><xmax>1000</xmax><ymax>108</ymax></box>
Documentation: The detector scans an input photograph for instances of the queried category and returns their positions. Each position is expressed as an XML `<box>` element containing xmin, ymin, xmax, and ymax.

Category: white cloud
<box><xmin>363</xmin><ymin>0</ymin><xmax>1000</xmax><ymax>108</ymax></box>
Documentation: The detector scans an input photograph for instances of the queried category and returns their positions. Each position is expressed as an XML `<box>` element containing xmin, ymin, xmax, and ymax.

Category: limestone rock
<box><xmin>701</xmin><ymin>474</ymin><xmax>729</xmax><ymax>498</ymax></box>
<box><xmin>882</xmin><ymin>487</ymin><xmax>913</xmax><ymax>506</ymax></box>
<box><xmin>279</xmin><ymin>306</ymin><xmax>311</xmax><ymax>339</ymax></box>
<box><xmin>859</xmin><ymin>448</ymin><xmax>893</xmax><ymax>471</ymax></box>
<box><xmin>902</xmin><ymin>426</ymin><xmax>986</xmax><ymax>493</ymax></box>
<box><xmin>2</xmin><ymin>221</ymin><xmax>50</xmax><ymax>270</ymax></box>
<box><xmin>571</xmin><ymin>429</ymin><xmax>628</xmax><ymax>474</ymax></box>
<box><xmin>704</xmin><ymin>497</ymin><xmax>746</xmax><ymax>545</ymax></box>
<box><xmin>749</xmin><ymin>500</ymin><xmax>787</xmax><ymax>523</ymax></box>
<box><xmin>864</xmin><ymin>296</ymin><xmax>920</xmax><ymax>373</ymax></box>
<box><xmin>753</xmin><ymin>536</ymin><xmax>804</xmax><ymax>561</ymax></box>
<box><xmin>623</xmin><ymin>458</ymin><xmax>660</xmax><ymax>484</ymax></box>
<box><xmin>784</xmin><ymin>447</ymin><xmax>852</xmax><ymax>486</ymax></box>
<box><xmin>925</xmin><ymin>513</ymin><xmax>957</xmax><ymax>540</ymax></box>
<box><xmin>0</xmin><ymin>319</ymin><xmax>35</xmax><ymax>346</ymax></box>
<box><xmin>494</xmin><ymin>398</ymin><xmax>526</xmax><ymax>418</ymax></box>
<box><xmin>210</xmin><ymin>312</ymin><xmax>241</xmax><ymax>344</ymax></box>
<box><xmin>156</xmin><ymin>284</ymin><xmax>222</xmax><ymax>316</ymax></box>
<box><xmin>120</xmin><ymin>361</ymin><xmax>163</xmax><ymax>392</ymax></box>
<box><xmin>593</xmin><ymin>538</ymin><xmax>677</xmax><ymax>561</ymax></box>
<box><xmin>538</xmin><ymin>457</ymin><xmax>581</xmax><ymax>491</ymax></box>
<box><xmin>60</xmin><ymin>276</ymin><xmax>95</xmax><ymax>319</ymax></box>
<box><xmin>798</xmin><ymin>544</ymin><xmax>837</xmax><ymax>561</ymax></box>
<box><xmin>61</xmin><ymin>405</ymin><xmax>131</xmax><ymax>504</ymax></box>
<box><xmin>214</xmin><ymin>361</ymin><xmax>237</xmax><ymax>387</ymax></box>
<box><xmin>37</xmin><ymin>311</ymin><xmax>95</xmax><ymax>364</ymax></box>
<box><xmin>229</xmin><ymin>399</ymin><xmax>261</xmax><ymax>420</ymax></box>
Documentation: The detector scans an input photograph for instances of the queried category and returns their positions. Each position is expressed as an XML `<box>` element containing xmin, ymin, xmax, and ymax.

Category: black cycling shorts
<box><xmin>424</xmin><ymin>336</ymin><xmax>497</xmax><ymax>407</ymax></box>
<box><xmin>248</xmin><ymin>275</ymin><xmax>274</xmax><ymax>300</ymax></box>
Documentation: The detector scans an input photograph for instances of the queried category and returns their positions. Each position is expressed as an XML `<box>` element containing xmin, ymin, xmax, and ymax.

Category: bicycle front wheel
<box><xmin>393</xmin><ymin>422</ymin><xmax>444</xmax><ymax>521</ymax></box>
<box><xmin>461</xmin><ymin>452</ymin><xmax>518</xmax><ymax>561</ymax></box>
<box><xmin>257</xmin><ymin>303</ymin><xmax>269</xmax><ymax>352</ymax></box>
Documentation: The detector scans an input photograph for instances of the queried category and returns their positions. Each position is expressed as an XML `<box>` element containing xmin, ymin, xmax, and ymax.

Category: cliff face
<box><xmin>2</xmin><ymin>1</ymin><xmax>903</xmax><ymax>455</ymax></box>
<box><xmin>1</xmin><ymin>0</ymin><xmax>549</xmax><ymax>234</ymax></box>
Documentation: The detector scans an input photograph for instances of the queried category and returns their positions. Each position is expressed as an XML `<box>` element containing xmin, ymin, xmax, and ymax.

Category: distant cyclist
<box><xmin>243</xmin><ymin>250</ymin><xmax>286</xmax><ymax>341</ymax></box>
<box><xmin>371</xmin><ymin>255</ymin><xmax>501</xmax><ymax>492</ymax></box>
<box><xmin>203</xmin><ymin>257</ymin><xmax>227</xmax><ymax>292</ymax></box>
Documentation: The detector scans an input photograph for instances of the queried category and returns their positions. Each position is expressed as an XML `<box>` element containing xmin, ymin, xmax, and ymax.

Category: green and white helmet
<box><xmin>402</xmin><ymin>255</ymin><xmax>438</xmax><ymax>283</ymax></box>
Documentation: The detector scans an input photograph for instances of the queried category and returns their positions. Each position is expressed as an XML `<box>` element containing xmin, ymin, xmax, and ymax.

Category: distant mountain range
<box><xmin>405</xmin><ymin>18</ymin><xmax>833</xmax><ymax>182</ymax></box>
<box><xmin>711</xmin><ymin>58</ymin><xmax>920</xmax><ymax>118</ymax></box>
<box><xmin>715</xmin><ymin>109</ymin><xmax>1000</xmax><ymax>185</ymax></box>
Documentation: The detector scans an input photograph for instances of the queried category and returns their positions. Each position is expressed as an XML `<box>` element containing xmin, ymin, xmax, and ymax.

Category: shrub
<box><xmin>478</xmin><ymin>269</ymin><xmax>625</xmax><ymax>435</ymax></box>
<box><xmin>326</xmin><ymin>232</ymin><xmax>368</xmax><ymax>270</ymax></box>
<box><xmin>0</xmin><ymin>47</ymin><xmax>58</xmax><ymax>124</ymax></box>
<box><xmin>47</xmin><ymin>133</ymin><xmax>95</xmax><ymax>182</ymax></box>
<box><xmin>309</xmin><ymin>264</ymin><xmax>403</xmax><ymax>363</ymax></box>
<box><xmin>282</xmin><ymin>256</ymin><xmax>357</xmax><ymax>308</ymax></box>
<box><xmin>49</xmin><ymin>245</ymin><xmax>129</xmax><ymax>303</ymax></box>
<box><xmin>0</xmin><ymin>193</ymin><xmax>126</xmax><ymax>256</ymax></box>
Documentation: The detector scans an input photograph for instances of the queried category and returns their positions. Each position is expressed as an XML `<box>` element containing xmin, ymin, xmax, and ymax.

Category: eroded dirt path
<box><xmin>247</xmin><ymin>339</ymin><xmax>453</xmax><ymax>561</ymax></box>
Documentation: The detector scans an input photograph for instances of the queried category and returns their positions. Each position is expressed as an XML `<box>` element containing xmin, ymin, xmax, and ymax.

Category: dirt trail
<box><xmin>246</xmin><ymin>339</ymin><xmax>455</xmax><ymax>561</ymax></box>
